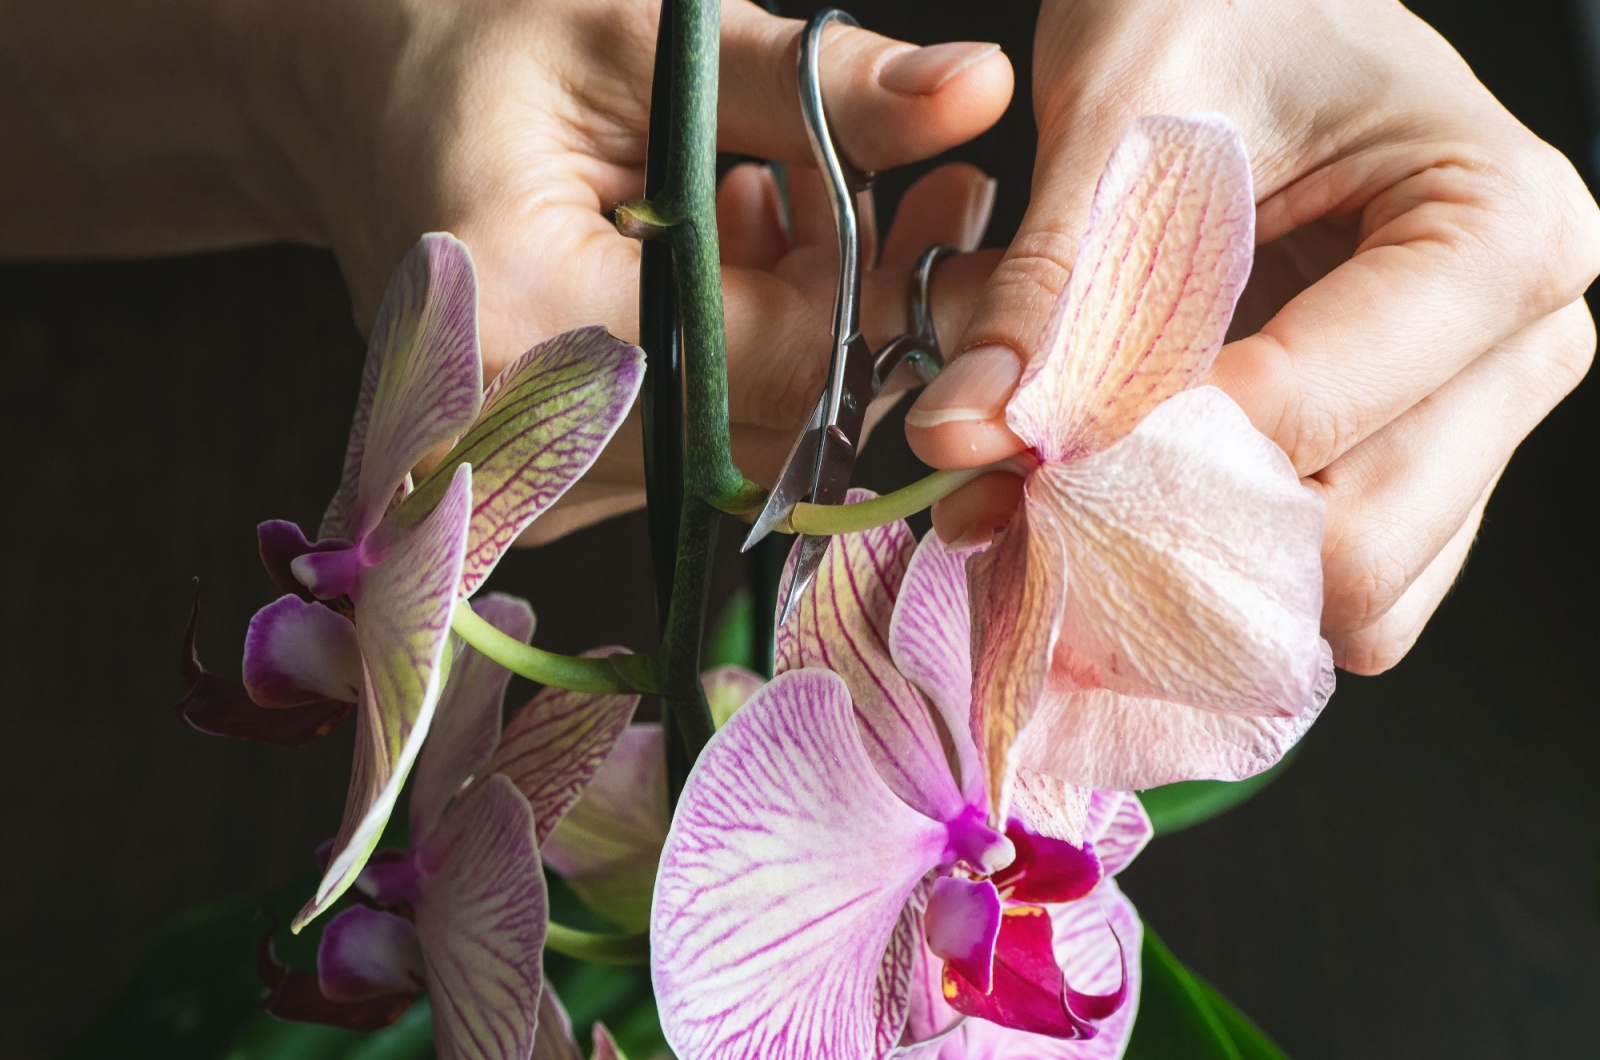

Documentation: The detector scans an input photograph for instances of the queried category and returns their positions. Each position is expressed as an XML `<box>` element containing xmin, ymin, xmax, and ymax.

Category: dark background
<box><xmin>2</xmin><ymin>1</ymin><xmax>1596</xmax><ymax>1057</ymax></box>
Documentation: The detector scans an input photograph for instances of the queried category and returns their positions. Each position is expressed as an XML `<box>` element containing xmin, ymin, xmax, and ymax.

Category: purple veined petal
<box><xmin>414</xmin><ymin>773</ymin><xmax>546</xmax><ymax>1060</ymax></box>
<box><xmin>411</xmin><ymin>593</ymin><xmax>535</xmax><ymax>839</ymax></box>
<box><xmin>294</xmin><ymin>466</ymin><xmax>472</xmax><ymax>932</ymax></box>
<box><xmin>243</xmin><ymin>595</ymin><xmax>361</xmax><ymax>708</ymax></box>
<box><xmin>1049</xmin><ymin>882</ymin><xmax>1143</xmax><ymax>1060</ymax></box>
<box><xmin>531</xmin><ymin>986</ymin><xmax>583</xmax><ymax>1060</ymax></box>
<box><xmin>925</xmin><ymin>878</ymin><xmax>1003</xmax><ymax>995</ymax></box>
<box><xmin>889</xmin><ymin>531</ymin><xmax>985</xmax><ymax>809</ymax></box>
<box><xmin>541</xmin><ymin>724</ymin><xmax>668</xmax><ymax>934</ymax></box>
<box><xmin>1015</xmin><ymin>641</ymin><xmax>1336</xmax><ymax>791</ymax></box>
<box><xmin>777</xmin><ymin>509</ymin><xmax>967</xmax><ymax>823</ymax></box>
<box><xmin>1036</xmin><ymin>387</ymin><xmax>1328</xmax><ymax>719</ymax></box>
<box><xmin>317</xmin><ymin>906</ymin><xmax>426</xmax><ymax>1002</ymax></box>
<box><xmin>259</xmin><ymin>520</ymin><xmax>352</xmax><ymax>599</ymax></box>
<box><xmin>483</xmin><ymin>653</ymin><xmax>640</xmax><ymax>844</ymax></box>
<box><xmin>1007</xmin><ymin>766</ymin><xmax>1090</xmax><ymax>846</ymax></box>
<box><xmin>342</xmin><ymin>233</ymin><xmax>484</xmax><ymax>541</ymax></box>
<box><xmin>1083</xmin><ymin>792</ymin><xmax>1152</xmax><ymax>880</ymax></box>
<box><xmin>652</xmin><ymin>668</ymin><xmax>951</xmax><ymax>1060</ymax></box>
<box><xmin>876</xmin><ymin>895</ymin><xmax>922</xmax><ymax>1059</ymax></box>
<box><xmin>703</xmin><ymin>664</ymin><xmax>764</xmax><ymax>728</ymax></box>
<box><xmin>901</xmin><ymin>883</ymin><xmax>959</xmax><ymax>1050</ymax></box>
<box><xmin>1006</xmin><ymin>114</ymin><xmax>1254</xmax><ymax>462</ymax></box>
<box><xmin>410</xmin><ymin>325</ymin><xmax>646</xmax><ymax>597</ymax></box>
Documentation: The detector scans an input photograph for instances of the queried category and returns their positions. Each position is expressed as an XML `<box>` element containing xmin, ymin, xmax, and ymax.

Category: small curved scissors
<box><xmin>741</xmin><ymin>8</ymin><xmax>955</xmax><ymax>623</ymax></box>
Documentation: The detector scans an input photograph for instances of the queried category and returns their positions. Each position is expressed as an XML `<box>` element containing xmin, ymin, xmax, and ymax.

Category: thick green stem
<box><xmin>544</xmin><ymin>922</ymin><xmax>649</xmax><ymax>965</ymax></box>
<box><xmin>786</xmin><ymin>467</ymin><xmax>995</xmax><ymax>535</ymax></box>
<box><xmin>450</xmin><ymin>602</ymin><xmax>648</xmax><ymax>695</ymax></box>
<box><xmin>658</xmin><ymin>496</ymin><xmax>719</xmax><ymax>762</ymax></box>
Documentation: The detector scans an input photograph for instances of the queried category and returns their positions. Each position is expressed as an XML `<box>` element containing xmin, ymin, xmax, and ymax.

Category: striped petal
<box><xmin>1016</xmin><ymin>645</ymin><xmax>1336</xmax><ymax>790</ymax></box>
<box><xmin>968</xmin><ymin>499</ymin><xmax>1068</xmax><ymax>826</ymax></box>
<box><xmin>243</xmin><ymin>595</ymin><xmax>361</xmax><ymax>708</ymax></box>
<box><xmin>876</xmin><ymin>897</ymin><xmax>923</xmax><ymax>1058</ymax></box>
<box><xmin>531</xmin><ymin>987</ymin><xmax>583</xmax><ymax>1060</ymax></box>
<box><xmin>404</xmin><ymin>325</ymin><xmax>645</xmax><ymax>597</ymax></box>
<box><xmin>326</xmin><ymin>233</ymin><xmax>483</xmax><ymax>541</ymax></box>
<box><xmin>1006</xmin><ymin>114</ymin><xmax>1254</xmax><ymax>461</ymax></box>
<box><xmin>318</xmin><ymin>906</ymin><xmax>425</xmax><ymax>1002</ymax></box>
<box><xmin>541</xmin><ymin>724</ymin><xmax>668</xmax><ymax>934</ymax></box>
<box><xmin>1033</xmin><ymin>387</ymin><xmax>1327</xmax><ymax>719</ymax></box>
<box><xmin>1007</xmin><ymin>768</ymin><xmax>1090</xmax><ymax>846</ymax></box>
<box><xmin>889</xmin><ymin>532</ymin><xmax>984</xmax><ymax>809</ymax></box>
<box><xmin>411</xmin><ymin>593</ymin><xmax>535</xmax><ymax>838</ymax></box>
<box><xmin>778</xmin><ymin>514</ymin><xmax>965</xmax><ymax>822</ymax></box>
<box><xmin>295</xmin><ymin>465</ymin><xmax>472</xmax><ymax>931</ymax></box>
<box><xmin>652</xmin><ymin>669</ymin><xmax>949</xmax><ymax>1060</ymax></box>
<box><xmin>484</xmin><ymin>656</ymin><xmax>639</xmax><ymax>843</ymax></box>
<box><xmin>414</xmin><ymin>773</ymin><xmax>546</xmax><ymax>1060</ymax></box>
<box><xmin>1083</xmin><ymin>792</ymin><xmax>1151</xmax><ymax>879</ymax></box>
<box><xmin>703</xmin><ymin>664</ymin><xmax>764</xmax><ymax>728</ymax></box>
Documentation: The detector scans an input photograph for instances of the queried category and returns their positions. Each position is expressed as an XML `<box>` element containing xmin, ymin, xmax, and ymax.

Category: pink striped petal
<box><xmin>703</xmin><ymin>664</ymin><xmax>764</xmax><ymax>728</ymax></box>
<box><xmin>652</xmin><ymin>669</ymin><xmax>949</xmax><ymax>1060</ymax></box>
<box><xmin>327</xmin><ymin>233</ymin><xmax>483</xmax><ymax>541</ymax></box>
<box><xmin>484</xmin><ymin>657</ymin><xmax>639</xmax><ymax>843</ymax></box>
<box><xmin>1032</xmin><ymin>387</ymin><xmax>1327</xmax><ymax>719</ymax></box>
<box><xmin>317</xmin><ymin>906</ymin><xmax>425</xmax><ymax>1002</ymax></box>
<box><xmin>414</xmin><ymin>773</ymin><xmax>546</xmax><ymax>1060</ymax></box>
<box><xmin>876</xmin><ymin>897</ymin><xmax>922</xmax><ymax>1058</ymax></box>
<box><xmin>531</xmin><ymin>987</ymin><xmax>582</xmax><ymax>1060</ymax></box>
<box><xmin>901</xmin><ymin>895</ymin><xmax>960</xmax><ymax>1052</ymax></box>
<box><xmin>778</xmin><ymin>515</ymin><xmax>966</xmax><ymax>822</ymax></box>
<box><xmin>243</xmin><ymin>595</ymin><xmax>361</xmax><ymax>708</ymax></box>
<box><xmin>1006</xmin><ymin>114</ymin><xmax>1254</xmax><ymax>461</ymax></box>
<box><xmin>294</xmin><ymin>466</ymin><xmax>472</xmax><ymax>931</ymax></box>
<box><xmin>411</xmin><ymin>593</ymin><xmax>535</xmax><ymax>839</ymax></box>
<box><xmin>968</xmin><ymin>501</ymin><xmax>1069</xmax><ymax>826</ymax></box>
<box><xmin>1016</xmin><ymin>644</ymin><xmax>1336</xmax><ymax>789</ymax></box>
<box><xmin>1083</xmin><ymin>792</ymin><xmax>1152</xmax><ymax>879</ymax></box>
<box><xmin>889</xmin><ymin>532</ymin><xmax>985</xmax><ymax>809</ymax></box>
<box><xmin>1007</xmin><ymin>767</ymin><xmax>1090</xmax><ymax>846</ymax></box>
<box><xmin>404</xmin><ymin>325</ymin><xmax>644</xmax><ymax>597</ymax></box>
<box><xmin>541</xmin><ymin>723</ymin><xmax>668</xmax><ymax>934</ymax></box>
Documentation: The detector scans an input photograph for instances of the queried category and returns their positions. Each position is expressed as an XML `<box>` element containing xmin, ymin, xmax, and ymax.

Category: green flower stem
<box><xmin>450</xmin><ymin>601</ymin><xmax>650</xmax><ymax>695</ymax></box>
<box><xmin>658</xmin><ymin>496</ymin><xmax>720</xmax><ymax>765</ymax></box>
<box><xmin>544</xmin><ymin>921</ymin><xmax>649</xmax><ymax>966</ymax></box>
<box><xmin>785</xmin><ymin>467</ymin><xmax>995</xmax><ymax>536</ymax></box>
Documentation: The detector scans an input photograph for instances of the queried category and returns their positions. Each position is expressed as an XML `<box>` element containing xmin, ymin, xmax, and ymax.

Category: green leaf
<box><xmin>1125</xmin><ymin>930</ymin><xmax>1287</xmax><ymax>1060</ymax></box>
<box><xmin>1137</xmin><ymin>746</ymin><xmax>1299</xmax><ymax>835</ymax></box>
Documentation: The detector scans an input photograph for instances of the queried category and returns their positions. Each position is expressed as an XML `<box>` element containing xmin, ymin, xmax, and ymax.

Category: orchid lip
<box><xmin>291</xmin><ymin>546</ymin><xmax>363</xmax><ymax>601</ymax></box>
<box><xmin>941</xmin><ymin>804</ymin><xmax>1015</xmax><ymax>876</ymax></box>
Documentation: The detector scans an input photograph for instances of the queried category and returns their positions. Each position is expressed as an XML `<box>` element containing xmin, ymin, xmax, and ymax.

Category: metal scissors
<box><xmin>742</xmin><ymin>8</ymin><xmax>955</xmax><ymax>623</ymax></box>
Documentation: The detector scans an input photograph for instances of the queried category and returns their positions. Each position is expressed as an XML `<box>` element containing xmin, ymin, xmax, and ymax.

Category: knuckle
<box><xmin>1542</xmin><ymin>301</ymin><xmax>1597</xmax><ymax>400</ymax></box>
<box><xmin>1500</xmin><ymin>142</ymin><xmax>1600</xmax><ymax>313</ymax></box>
<box><xmin>1322</xmin><ymin>525</ymin><xmax>1416</xmax><ymax>634</ymax></box>
<box><xmin>1277</xmin><ymin>389</ymin><xmax>1363</xmax><ymax>476</ymax></box>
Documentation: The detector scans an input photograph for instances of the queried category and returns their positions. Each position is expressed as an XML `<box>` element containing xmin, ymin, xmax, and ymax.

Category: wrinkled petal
<box><xmin>968</xmin><ymin>501</ymin><xmax>1068</xmax><ymax>826</ymax></box>
<box><xmin>414</xmin><ymin>773</ymin><xmax>546</xmax><ymax>1060</ymax></box>
<box><xmin>889</xmin><ymin>532</ymin><xmax>985</xmax><ymax>809</ymax></box>
<box><xmin>413</xmin><ymin>325</ymin><xmax>646</xmax><ymax>596</ymax></box>
<box><xmin>484</xmin><ymin>656</ymin><xmax>640</xmax><ymax>844</ymax></box>
<box><xmin>990</xmin><ymin>823</ymin><xmax>1101</xmax><ymax>906</ymax></box>
<box><xmin>876</xmin><ymin>896</ymin><xmax>922</xmax><ymax>1058</ymax></box>
<box><xmin>412</xmin><ymin>593</ymin><xmax>535</xmax><ymax>838</ymax></box>
<box><xmin>259</xmin><ymin>928</ymin><xmax>415</xmax><ymax>1031</ymax></box>
<box><xmin>1007</xmin><ymin>766</ymin><xmax>1091</xmax><ymax>847</ymax></box>
<box><xmin>318</xmin><ymin>906</ymin><xmax>425</xmax><ymax>1002</ymax></box>
<box><xmin>703</xmin><ymin>664</ymin><xmax>765</xmax><ymax>728</ymax></box>
<box><xmin>779</xmin><ymin>514</ymin><xmax>966</xmax><ymax>822</ymax></box>
<box><xmin>327</xmin><ymin>233</ymin><xmax>483</xmax><ymax>540</ymax></box>
<box><xmin>1033</xmin><ymin>387</ymin><xmax>1327</xmax><ymax>719</ymax></box>
<box><xmin>1007</xmin><ymin>114</ymin><xmax>1253</xmax><ymax>461</ymax></box>
<box><xmin>653</xmin><ymin>669</ymin><xmax>949</xmax><ymax>1060</ymax></box>
<box><xmin>295</xmin><ymin>466</ymin><xmax>472</xmax><ymax>931</ymax></box>
<box><xmin>542</xmin><ymin>724</ymin><xmax>668</xmax><ymax>934</ymax></box>
<box><xmin>243</xmin><ymin>595</ymin><xmax>361</xmax><ymax>708</ymax></box>
<box><xmin>925</xmin><ymin>878</ymin><xmax>1003</xmax><ymax>995</ymax></box>
<box><xmin>1017</xmin><ymin>644</ymin><xmax>1336</xmax><ymax>789</ymax></box>
<box><xmin>1083</xmin><ymin>792</ymin><xmax>1152</xmax><ymax>879</ymax></box>
<box><xmin>259</xmin><ymin>520</ymin><xmax>351</xmax><ymax>599</ymax></box>
<box><xmin>531</xmin><ymin>986</ymin><xmax>582</xmax><ymax>1060</ymax></box>
<box><xmin>178</xmin><ymin>586</ymin><xmax>350</xmax><ymax>747</ymax></box>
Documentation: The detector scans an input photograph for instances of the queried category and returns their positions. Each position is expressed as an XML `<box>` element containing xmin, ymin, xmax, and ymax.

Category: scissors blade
<box><xmin>742</xmin><ymin>390</ymin><xmax>828</xmax><ymax>551</ymax></box>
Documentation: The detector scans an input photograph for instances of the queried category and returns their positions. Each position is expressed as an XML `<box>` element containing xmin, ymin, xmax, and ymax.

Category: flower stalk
<box><xmin>543</xmin><ymin>922</ymin><xmax>651</xmax><ymax>966</ymax></box>
<box><xmin>450</xmin><ymin>601</ymin><xmax>647</xmax><ymax>695</ymax></box>
<box><xmin>784</xmin><ymin>467</ymin><xmax>994</xmax><ymax>536</ymax></box>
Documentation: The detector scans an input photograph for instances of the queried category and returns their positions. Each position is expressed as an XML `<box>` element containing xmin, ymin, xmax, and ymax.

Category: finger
<box><xmin>1326</xmin><ymin>480</ymin><xmax>1492</xmax><ymax>677</ymax></box>
<box><xmin>717</xmin><ymin>163</ymin><xmax>789</xmax><ymax>271</ymax></box>
<box><xmin>930</xmin><ymin>470</ymin><xmax>1025</xmax><ymax>550</ymax></box>
<box><xmin>880</xmin><ymin>162</ymin><xmax>996</xmax><ymax>267</ymax></box>
<box><xmin>719</xmin><ymin>0</ymin><xmax>1013</xmax><ymax>172</ymax></box>
<box><xmin>1315</xmin><ymin>298</ymin><xmax>1595</xmax><ymax>633</ymax></box>
<box><xmin>1211</xmin><ymin>142</ymin><xmax>1600</xmax><ymax>476</ymax></box>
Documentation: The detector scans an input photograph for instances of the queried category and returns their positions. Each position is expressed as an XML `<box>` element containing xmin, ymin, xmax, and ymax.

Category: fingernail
<box><xmin>905</xmin><ymin>345</ymin><xmax>1021</xmax><ymax>428</ymax></box>
<box><xmin>961</xmin><ymin>177</ymin><xmax>998</xmax><ymax>252</ymax></box>
<box><xmin>879</xmin><ymin>42</ymin><xmax>1000</xmax><ymax>96</ymax></box>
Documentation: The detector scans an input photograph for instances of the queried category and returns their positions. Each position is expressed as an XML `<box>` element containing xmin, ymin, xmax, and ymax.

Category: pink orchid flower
<box><xmin>650</xmin><ymin>515</ymin><xmax>1152</xmax><ymax>1059</ymax></box>
<box><xmin>235</xmin><ymin>232</ymin><xmax>644</xmax><ymax>930</ymax></box>
<box><xmin>967</xmin><ymin>114</ymin><xmax>1335</xmax><ymax>813</ymax></box>
<box><xmin>265</xmin><ymin>593</ymin><xmax>641</xmax><ymax>1059</ymax></box>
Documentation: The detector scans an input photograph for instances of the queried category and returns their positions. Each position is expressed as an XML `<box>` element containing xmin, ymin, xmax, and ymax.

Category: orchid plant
<box><xmin>158</xmin><ymin>2</ymin><xmax>1338</xmax><ymax>1058</ymax></box>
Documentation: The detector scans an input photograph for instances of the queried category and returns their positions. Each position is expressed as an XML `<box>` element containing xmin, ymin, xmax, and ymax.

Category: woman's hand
<box><xmin>905</xmin><ymin>0</ymin><xmax>1600</xmax><ymax>674</ymax></box>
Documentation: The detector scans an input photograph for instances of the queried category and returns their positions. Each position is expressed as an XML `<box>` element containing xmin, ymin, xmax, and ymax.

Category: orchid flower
<box><xmin>529</xmin><ymin>984</ymin><xmax>627</xmax><ymax>1060</ymax></box>
<box><xmin>651</xmin><ymin>515</ymin><xmax>1152</xmax><ymax>1059</ymax></box>
<box><xmin>966</xmin><ymin>114</ymin><xmax>1335</xmax><ymax>813</ymax></box>
<box><xmin>234</xmin><ymin>233</ymin><xmax>643</xmax><ymax>929</ymax></box>
<box><xmin>264</xmin><ymin>593</ymin><xmax>642</xmax><ymax>1059</ymax></box>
